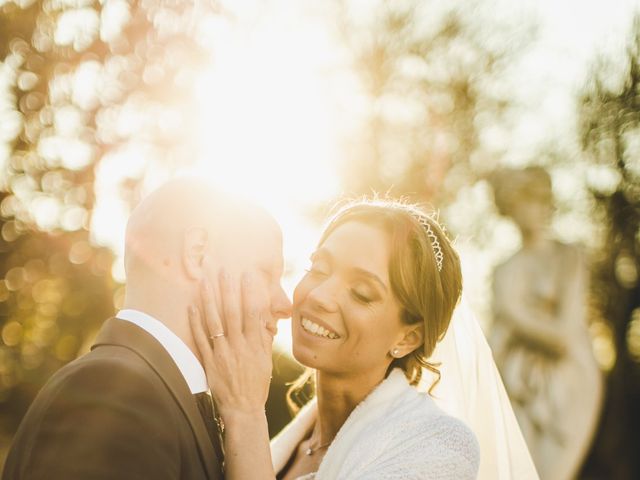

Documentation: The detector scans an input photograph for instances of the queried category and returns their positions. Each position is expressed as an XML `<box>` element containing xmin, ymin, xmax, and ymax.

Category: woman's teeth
<box><xmin>301</xmin><ymin>317</ymin><xmax>339</xmax><ymax>339</ymax></box>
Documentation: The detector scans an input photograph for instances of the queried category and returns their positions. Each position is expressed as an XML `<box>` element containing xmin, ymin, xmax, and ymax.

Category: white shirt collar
<box><xmin>116</xmin><ymin>309</ymin><xmax>208</xmax><ymax>394</ymax></box>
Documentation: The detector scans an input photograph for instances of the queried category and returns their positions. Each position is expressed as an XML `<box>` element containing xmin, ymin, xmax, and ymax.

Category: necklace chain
<box><xmin>305</xmin><ymin>439</ymin><xmax>332</xmax><ymax>456</ymax></box>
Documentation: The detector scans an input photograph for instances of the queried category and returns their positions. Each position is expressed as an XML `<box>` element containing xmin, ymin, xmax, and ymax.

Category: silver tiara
<box><xmin>417</xmin><ymin>216</ymin><xmax>444</xmax><ymax>272</ymax></box>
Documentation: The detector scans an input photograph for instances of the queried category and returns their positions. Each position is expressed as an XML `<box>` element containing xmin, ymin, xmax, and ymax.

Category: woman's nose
<box><xmin>306</xmin><ymin>280</ymin><xmax>339</xmax><ymax>313</ymax></box>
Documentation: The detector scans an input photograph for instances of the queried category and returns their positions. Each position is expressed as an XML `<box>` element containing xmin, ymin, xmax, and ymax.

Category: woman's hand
<box><xmin>189</xmin><ymin>270</ymin><xmax>276</xmax><ymax>480</ymax></box>
<box><xmin>189</xmin><ymin>270</ymin><xmax>273</xmax><ymax>418</ymax></box>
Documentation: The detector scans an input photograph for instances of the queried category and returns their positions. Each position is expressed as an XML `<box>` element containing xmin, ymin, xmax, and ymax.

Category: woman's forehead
<box><xmin>320</xmin><ymin>221</ymin><xmax>390</xmax><ymax>274</ymax></box>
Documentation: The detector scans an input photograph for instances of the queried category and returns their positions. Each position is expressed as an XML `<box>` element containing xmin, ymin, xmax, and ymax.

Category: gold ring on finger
<box><xmin>209</xmin><ymin>332</ymin><xmax>226</xmax><ymax>340</ymax></box>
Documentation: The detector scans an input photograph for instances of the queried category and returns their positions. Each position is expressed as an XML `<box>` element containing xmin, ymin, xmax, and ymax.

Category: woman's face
<box><xmin>291</xmin><ymin>220</ymin><xmax>407</xmax><ymax>378</ymax></box>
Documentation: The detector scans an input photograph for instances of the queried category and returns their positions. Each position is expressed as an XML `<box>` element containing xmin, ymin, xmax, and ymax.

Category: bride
<box><xmin>189</xmin><ymin>199</ymin><xmax>539</xmax><ymax>479</ymax></box>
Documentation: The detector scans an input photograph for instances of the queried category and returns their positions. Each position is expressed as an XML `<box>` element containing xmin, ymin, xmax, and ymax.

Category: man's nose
<box><xmin>271</xmin><ymin>287</ymin><xmax>292</xmax><ymax>320</ymax></box>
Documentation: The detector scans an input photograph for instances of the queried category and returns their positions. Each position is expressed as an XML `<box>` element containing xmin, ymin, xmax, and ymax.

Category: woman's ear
<box><xmin>183</xmin><ymin>227</ymin><xmax>208</xmax><ymax>280</ymax></box>
<box><xmin>393</xmin><ymin>325</ymin><xmax>424</xmax><ymax>357</ymax></box>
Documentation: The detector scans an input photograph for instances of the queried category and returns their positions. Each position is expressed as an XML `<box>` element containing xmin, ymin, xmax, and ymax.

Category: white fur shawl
<box><xmin>271</xmin><ymin>369</ymin><xmax>479</xmax><ymax>479</ymax></box>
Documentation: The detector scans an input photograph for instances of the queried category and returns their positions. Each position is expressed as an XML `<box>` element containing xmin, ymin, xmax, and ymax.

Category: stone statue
<box><xmin>489</xmin><ymin>166</ymin><xmax>603</xmax><ymax>480</ymax></box>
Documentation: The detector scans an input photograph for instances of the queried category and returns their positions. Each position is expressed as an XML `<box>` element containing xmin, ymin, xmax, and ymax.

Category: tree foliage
<box><xmin>577</xmin><ymin>17</ymin><xmax>640</xmax><ymax>479</ymax></box>
<box><xmin>336</xmin><ymin>0</ymin><xmax>532</xmax><ymax>204</ymax></box>
<box><xmin>0</xmin><ymin>0</ymin><xmax>210</xmax><ymax>451</ymax></box>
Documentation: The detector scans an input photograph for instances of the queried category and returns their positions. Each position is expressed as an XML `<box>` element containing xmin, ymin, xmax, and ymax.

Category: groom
<box><xmin>2</xmin><ymin>179</ymin><xmax>292</xmax><ymax>479</ymax></box>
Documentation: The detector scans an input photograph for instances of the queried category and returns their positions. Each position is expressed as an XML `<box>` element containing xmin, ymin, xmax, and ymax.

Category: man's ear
<box><xmin>394</xmin><ymin>324</ymin><xmax>425</xmax><ymax>357</ymax></box>
<box><xmin>183</xmin><ymin>227</ymin><xmax>208</xmax><ymax>280</ymax></box>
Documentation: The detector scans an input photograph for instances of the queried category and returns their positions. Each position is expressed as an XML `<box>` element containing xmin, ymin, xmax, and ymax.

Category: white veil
<box><xmin>423</xmin><ymin>296</ymin><xmax>540</xmax><ymax>480</ymax></box>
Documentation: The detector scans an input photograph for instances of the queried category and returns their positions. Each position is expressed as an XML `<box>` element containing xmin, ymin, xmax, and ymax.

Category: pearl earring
<box><xmin>391</xmin><ymin>348</ymin><xmax>400</xmax><ymax>357</ymax></box>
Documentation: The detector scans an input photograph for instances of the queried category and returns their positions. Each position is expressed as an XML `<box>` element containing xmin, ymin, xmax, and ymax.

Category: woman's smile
<box><xmin>298</xmin><ymin>313</ymin><xmax>341</xmax><ymax>339</ymax></box>
<box><xmin>291</xmin><ymin>221</ymin><xmax>405</xmax><ymax>374</ymax></box>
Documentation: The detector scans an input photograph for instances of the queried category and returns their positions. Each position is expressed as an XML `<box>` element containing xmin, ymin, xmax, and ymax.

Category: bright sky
<box><xmin>83</xmin><ymin>0</ymin><xmax>639</xmax><ymax>351</ymax></box>
<box><xmin>503</xmin><ymin>0</ymin><xmax>638</xmax><ymax>161</ymax></box>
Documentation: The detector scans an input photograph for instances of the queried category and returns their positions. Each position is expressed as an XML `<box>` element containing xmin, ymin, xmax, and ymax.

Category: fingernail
<box><xmin>188</xmin><ymin>305</ymin><xmax>195</xmax><ymax>317</ymax></box>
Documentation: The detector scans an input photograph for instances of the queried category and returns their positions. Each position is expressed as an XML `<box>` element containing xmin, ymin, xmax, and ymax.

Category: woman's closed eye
<box><xmin>351</xmin><ymin>290</ymin><xmax>372</xmax><ymax>304</ymax></box>
<box><xmin>351</xmin><ymin>285</ymin><xmax>377</xmax><ymax>304</ymax></box>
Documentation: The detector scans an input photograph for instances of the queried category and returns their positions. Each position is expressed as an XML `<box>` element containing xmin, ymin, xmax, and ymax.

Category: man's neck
<box><xmin>123</xmin><ymin>295</ymin><xmax>201</xmax><ymax>364</ymax></box>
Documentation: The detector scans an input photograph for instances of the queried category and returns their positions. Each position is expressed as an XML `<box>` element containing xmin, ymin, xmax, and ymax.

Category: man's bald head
<box><xmin>121</xmin><ymin>177</ymin><xmax>291</xmax><ymax>358</ymax></box>
<box><xmin>124</xmin><ymin>178</ymin><xmax>280</xmax><ymax>283</ymax></box>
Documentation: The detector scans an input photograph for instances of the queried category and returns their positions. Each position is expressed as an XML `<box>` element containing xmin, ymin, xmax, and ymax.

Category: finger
<box><xmin>261</xmin><ymin>317</ymin><xmax>275</xmax><ymax>355</ymax></box>
<box><xmin>200</xmin><ymin>278</ymin><xmax>227</xmax><ymax>345</ymax></box>
<box><xmin>241</xmin><ymin>272</ymin><xmax>264</xmax><ymax>346</ymax></box>
<box><xmin>201</xmin><ymin>255</ymin><xmax>224</xmax><ymax>328</ymax></box>
<box><xmin>219</xmin><ymin>269</ymin><xmax>242</xmax><ymax>341</ymax></box>
<box><xmin>259</xmin><ymin>330</ymin><xmax>273</xmax><ymax>358</ymax></box>
<box><xmin>188</xmin><ymin>305</ymin><xmax>216</xmax><ymax>370</ymax></box>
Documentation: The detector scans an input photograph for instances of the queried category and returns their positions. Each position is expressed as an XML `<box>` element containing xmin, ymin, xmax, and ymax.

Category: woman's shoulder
<box><xmin>411</xmin><ymin>401</ymin><xmax>480</xmax><ymax>476</ymax></box>
<box><xmin>424</xmin><ymin>411</ymin><xmax>480</xmax><ymax>461</ymax></box>
<box><xmin>356</xmin><ymin>393</ymin><xmax>480</xmax><ymax>478</ymax></box>
<box><xmin>377</xmin><ymin>388</ymin><xmax>480</xmax><ymax>457</ymax></box>
<box><xmin>413</xmin><ymin>394</ymin><xmax>478</xmax><ymax>447</ymax></box>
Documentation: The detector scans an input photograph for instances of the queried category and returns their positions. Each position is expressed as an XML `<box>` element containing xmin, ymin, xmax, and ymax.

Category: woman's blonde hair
<box><xmin>287</xmin><ymin>198</ymin><xmax>463</xmax><ymax>412</ymax></box>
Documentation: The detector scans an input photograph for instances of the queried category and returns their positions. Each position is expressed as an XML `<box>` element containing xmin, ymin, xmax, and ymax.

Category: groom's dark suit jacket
<box><xmin>2</xmin><ymin>318</ymin><xmax>224</xmax><ymax>480</ymax></box>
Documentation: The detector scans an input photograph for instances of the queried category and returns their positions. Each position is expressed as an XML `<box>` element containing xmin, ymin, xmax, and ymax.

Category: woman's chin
<box><xmin>291</xmin><ymin>322</ymin><xmax>343</xmax><ymax>369</ymax></box>
<box><xmin>291</xmin><ymin>343</ymin><xmax>312</xmax><ymax>366</ymax></box>
<box><xmin>291</xmin><ymin>341</ymin><xmax>324</xmax><ymax>370</ymax></box>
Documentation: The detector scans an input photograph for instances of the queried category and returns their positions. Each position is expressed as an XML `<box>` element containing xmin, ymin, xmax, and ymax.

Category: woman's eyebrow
<box><xmin>311</xmin><ymin>248</ymin><xmax>387</xmax><ymax>292</ymax></box>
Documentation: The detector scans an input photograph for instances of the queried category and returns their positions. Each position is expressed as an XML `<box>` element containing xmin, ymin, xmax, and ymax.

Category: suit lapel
<box><xmin>92</xmin><ymin>318</ymin><xmax>222</xmax><ymax>478</ymax></box>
